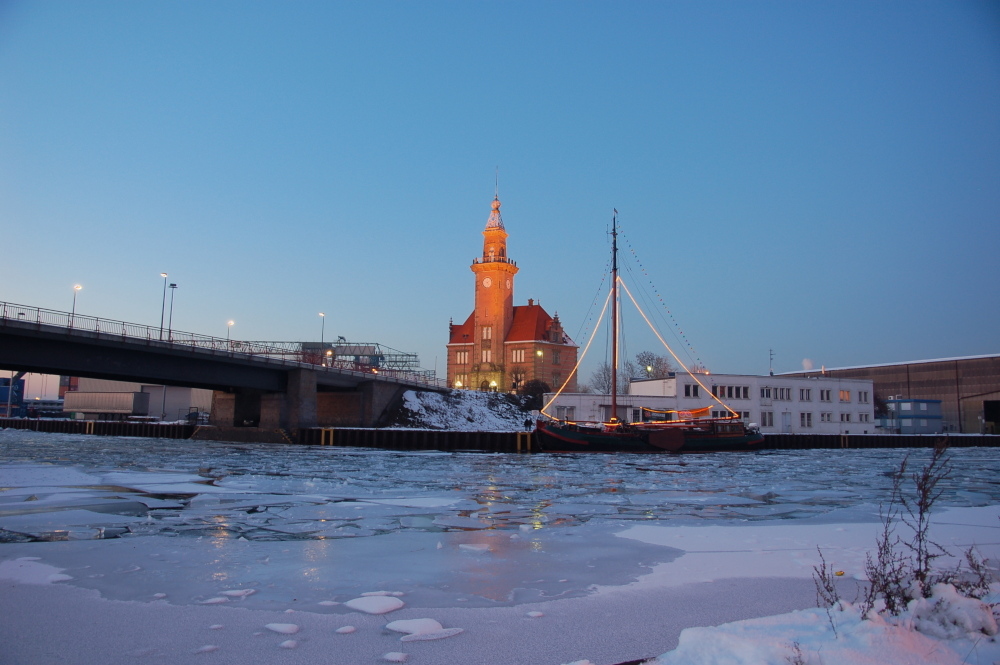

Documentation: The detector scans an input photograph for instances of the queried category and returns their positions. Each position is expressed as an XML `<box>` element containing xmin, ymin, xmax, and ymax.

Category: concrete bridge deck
<box><xmin>0</xmin><ymin>301</ymin><xmax>445</xmax><ymax>429</ymax></box>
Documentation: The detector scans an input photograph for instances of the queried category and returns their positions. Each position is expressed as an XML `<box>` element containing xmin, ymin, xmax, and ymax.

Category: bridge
<box><xmin>0</xmin><ymin>300</ymin><xmax>445</xmax><ymax>432</ymax></box>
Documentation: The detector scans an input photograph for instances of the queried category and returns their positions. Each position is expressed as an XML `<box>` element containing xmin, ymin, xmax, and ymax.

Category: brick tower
<box><xmin>448</xmin><ymin>194</ymin><xmax>578</xmax><ymax>393</ymax></box>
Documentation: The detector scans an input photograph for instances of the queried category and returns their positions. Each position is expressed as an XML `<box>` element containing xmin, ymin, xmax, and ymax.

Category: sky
<box><xmin>2</xmin><ymin>1</ymin><xmax>999</xmax><ymax>398</ymax></box>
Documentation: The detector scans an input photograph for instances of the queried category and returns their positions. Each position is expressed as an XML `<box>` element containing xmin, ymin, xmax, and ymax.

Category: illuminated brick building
<box><xmin>447</xmin><ymin>195</ymin><xmax>578</xmax><ymax>393</ymax></box>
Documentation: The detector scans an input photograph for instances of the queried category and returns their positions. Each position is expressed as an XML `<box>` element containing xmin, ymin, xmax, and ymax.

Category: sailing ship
<box><xmin>534</xmin><ymin>212</ymin><xmax>765</xmax><ymax>453</ymax></box>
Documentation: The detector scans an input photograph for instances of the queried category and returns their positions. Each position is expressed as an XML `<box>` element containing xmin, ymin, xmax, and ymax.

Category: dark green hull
<box><xmin>535</xmin><ymin>419</ymin><xmax>765</xmax><ymax>454</ymax></box>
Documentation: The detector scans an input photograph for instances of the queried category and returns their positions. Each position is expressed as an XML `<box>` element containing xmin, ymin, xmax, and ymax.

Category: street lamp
<box><xmin>227</xmin><ymin>320</ymin><xmax>234</xmax><ymax>342</ymax></box>
<box><xmin>167</xmin><ymin>284</ymin><xmax>178</xmax><ymax>340</ymax></box>
<box><xmin>159</xmin><ymin>273</ymin><xmax>168</xmax><ymax>340</ymax></box>
<box><xmin>70</xmin><ymin>284</ymin><xmax>82</xmax><ymax>328</ymax></box>
<box><xmin>319</xmin><ymin>312</ymin><xmax>326</xmax><ymax>347</ymax></box>
<box><xmin>646</xmin><ymin>365</ymin><xmax>653</xmax><ymax>378</ymax></box>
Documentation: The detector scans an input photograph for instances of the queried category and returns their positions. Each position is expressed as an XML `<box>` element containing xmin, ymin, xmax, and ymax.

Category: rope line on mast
<box><xmin>618</xmin><ymin>279</ymin><xmax>739</xmax><ymax>417</ymax></box>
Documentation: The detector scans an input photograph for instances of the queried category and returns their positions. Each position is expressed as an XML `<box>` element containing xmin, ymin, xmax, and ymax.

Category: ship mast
<box><xmin>611</xmin><ymin>209</ymin><xmax>618</xmax><ymax>423</ymax></box>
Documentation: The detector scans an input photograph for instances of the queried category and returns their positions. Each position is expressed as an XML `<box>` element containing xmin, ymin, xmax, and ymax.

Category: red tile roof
<box><xmin>506</xmin><ymin>304</ymin><xmax>553</xmax><ymax>342</ymax></box>
<box><xmin>448</xmin><ymin>312</ymin><xmax>475</xmax><ymax>345</ymax></box>
<box><xmin>449</xmin><ymin>304</ymin><xmax>572</xmax><ymax>345</ymax></box>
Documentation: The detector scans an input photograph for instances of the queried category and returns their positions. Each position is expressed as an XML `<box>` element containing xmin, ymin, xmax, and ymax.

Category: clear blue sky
<box><xmin>2</xmin><ymin>1</ymin><xmax>998</xmax><ymax>396</ymax></box>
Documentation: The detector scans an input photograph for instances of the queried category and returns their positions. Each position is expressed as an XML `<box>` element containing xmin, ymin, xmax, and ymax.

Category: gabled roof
<box><xmin>506</xmin><ymin>304</ymin><xmax>553</xmax><ymax>342</ymax></box>
<box><xmin>448</xmin><ymin>312</ymin><xmax>475</xmax><ymax>345</ymax></box>
<box><xmin>448</xmin><ymin>304</ymin><xmax>574</xmax><ymax>345</ymax></box>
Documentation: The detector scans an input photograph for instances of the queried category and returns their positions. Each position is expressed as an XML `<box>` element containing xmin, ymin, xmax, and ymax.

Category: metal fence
<box><xmin>0</xmin><ymin>300</ymin><xmax>445</xmax><ymax>389</ymax></box>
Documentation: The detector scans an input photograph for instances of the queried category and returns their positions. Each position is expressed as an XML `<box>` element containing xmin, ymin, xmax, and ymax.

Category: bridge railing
<box><xmin>0</xmin><ymin>300</ymin><xmax>444</xmax><ymax>388</ymax></box>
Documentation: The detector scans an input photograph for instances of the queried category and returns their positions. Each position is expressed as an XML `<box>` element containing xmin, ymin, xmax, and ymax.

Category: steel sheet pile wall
<box><xmin>3</xmin><ymin>420</ymin><xmax>998</xmax><ymax>451</ymax></box>
<box><xmin>301</xmin><ymin>428</ymin><xmax>535</xmax><ymax>453</ymax></box>
<box><xmin>761</xmin><ymin>434</ymin><xmax>1000</xmax><ymax>449</ymax></box>
<box><xmin>0</xmin><ymin>418</ymin><xmax>195</xmax><ymax>439</ymax></box>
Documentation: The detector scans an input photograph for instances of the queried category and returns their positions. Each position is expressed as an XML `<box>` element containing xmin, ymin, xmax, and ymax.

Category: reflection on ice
<box><xmin>3</xmin><ymin>431</ymin><xmax>1000</xmax><ymax>547</ymax></box>
<box><xmin>2</xmin><ymin>428</ymin><xmax>1000</xmax><ymax>612</ymax></box>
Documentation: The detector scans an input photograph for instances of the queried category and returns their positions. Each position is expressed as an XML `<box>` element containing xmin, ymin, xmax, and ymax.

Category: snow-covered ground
<box><xmin>387</xmin><ymin>390</ymin><xmax>531</xmax><ymax>431</ymax></box>
<box><xmin>0</xmin><ymin>429</ymin><xmax>998</xmax><ymax>664</ymax></box>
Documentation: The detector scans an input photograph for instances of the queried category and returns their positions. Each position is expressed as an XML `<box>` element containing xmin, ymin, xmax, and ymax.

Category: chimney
<box><xmin>527</xmin><ymin>298</ymin><xmax>534</xmax><ymax>306</ymax></box>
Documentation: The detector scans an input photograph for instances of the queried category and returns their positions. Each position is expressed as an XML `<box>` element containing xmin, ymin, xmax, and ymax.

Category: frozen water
<box><xmin>2</xmin><ymin>429</ymin><xmax>999</xmax><ymax>664</ymax></box>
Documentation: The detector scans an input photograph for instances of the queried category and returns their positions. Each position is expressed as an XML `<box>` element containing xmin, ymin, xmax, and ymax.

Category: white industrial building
<box><xmin>544</xmin><ymin>372</ymin><xmax>877</xmax><ymax>435</ymax></box>
<box><xmin>63</xmin><ymin>378</ymin><xmax>212</xmax><ymax>422</ymax></box>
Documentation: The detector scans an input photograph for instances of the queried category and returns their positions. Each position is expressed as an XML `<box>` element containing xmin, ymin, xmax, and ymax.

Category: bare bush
<box><xmin>817</xmin><ymin>440</ymin><xmax>995</xmax><ymax>621</ymax></box>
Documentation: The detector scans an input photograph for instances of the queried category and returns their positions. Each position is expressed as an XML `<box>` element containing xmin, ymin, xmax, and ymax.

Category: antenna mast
<box><xmin>611</xmin><ymin>209</ymin><xmax>619</xmax><ymax>422</ymax></box>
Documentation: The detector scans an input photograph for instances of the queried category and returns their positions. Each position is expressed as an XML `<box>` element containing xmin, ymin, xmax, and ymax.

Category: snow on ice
<box><xmin>1</xmin><ymin>429</ymin><xmax>999</xmax><ymax>664</ymax></box>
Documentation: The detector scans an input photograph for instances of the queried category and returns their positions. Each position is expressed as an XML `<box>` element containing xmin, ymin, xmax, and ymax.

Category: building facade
<box><xmin>447</xmin><ymin>195</ymin><xmax>578</xmax><ymax>393</ymax></box>
<box><xmin>63</xmin><ymin>378</ymin><xmax>212</xmax><ymax>422</ymax></box>
<box><xmin>881</xmin><ymin>399</ymin><xmax>944</xmax><ymax>434</ymax></box>
<box><xmin>782</xmin><ymin>354</ymin><xmax>1000</xmax><ymax>433</ymax></box>
<box><xmin>545</xmin><ymin>372</ymin><xmax>876</xmax><ymax>435</ymax></box>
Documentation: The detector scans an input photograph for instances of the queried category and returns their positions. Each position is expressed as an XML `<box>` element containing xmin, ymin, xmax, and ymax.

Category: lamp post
<box><xmin>227</xmin><ymin>320</ymin><xmax>234</xmax><ymax>343</ymax></box>
<box><xmin>319</xmin><ymin>312</ymin><xmax>326</xmax><ymax>346</ymax></box>
<box><xmin>70</xmin><ymin>284</ymin><xmax>82</xmax><ymax>328</ymax></box>
<box><xmin>167</xmin><ymin>284</ymin><xmax>177</xmax><ymax>340</ymax></box>
<box><xmin>159</xmin><ymin>273</ymin><xmax>168</xmax><ymax>340</ymax></box>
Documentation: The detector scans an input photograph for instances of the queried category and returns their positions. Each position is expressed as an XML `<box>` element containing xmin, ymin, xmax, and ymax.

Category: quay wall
<box><xmin>2</xmin><ymin>419</ymin><xmax>999</xmax><ymax>452</ymax></box>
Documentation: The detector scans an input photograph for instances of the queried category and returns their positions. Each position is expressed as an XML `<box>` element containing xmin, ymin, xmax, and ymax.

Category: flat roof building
<box><xmin>782</xmin><ymin>354</ymin><xmax>1000</xmax><ymax>434</ymax></box>
<box><xmin>545</xmin><ymin>372</ymin><xmax>876</xmax><ymax>435</ymax></box>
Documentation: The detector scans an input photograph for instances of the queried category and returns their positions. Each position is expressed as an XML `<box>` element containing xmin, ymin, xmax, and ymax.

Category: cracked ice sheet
<box><xmin>0</xmin><ymin>464</ymin><xmax>104</xmax><ymax>487</ymax></box>
<box><xmin>100</xmin><ymin>471</ymin><xmax>207</xmax><ymax>486</ymax></box>
<box><xmin>0</xmin><ymin>509</ymin><xmax>151</xmax><ymax>532</ymax></box>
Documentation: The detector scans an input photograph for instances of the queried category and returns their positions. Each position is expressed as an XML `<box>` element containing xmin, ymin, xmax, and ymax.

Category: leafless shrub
<box><xmin>817</xmin><ymin>440</ymin><xmax>996</xmax><ymax>621</ymax></box>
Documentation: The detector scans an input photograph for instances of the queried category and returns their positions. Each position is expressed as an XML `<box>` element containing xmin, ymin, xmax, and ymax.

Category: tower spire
<box><xmin>485</xmin><ymin>187</ymin><xmax>504</xmax><ymax>230</ymax></box>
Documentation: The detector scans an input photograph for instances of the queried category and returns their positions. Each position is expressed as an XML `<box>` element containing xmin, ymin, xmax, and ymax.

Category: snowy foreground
<box><xmin>0</xmin><ymin>431</ymin><xmax>998</xmax><ymax>665</ymax></box>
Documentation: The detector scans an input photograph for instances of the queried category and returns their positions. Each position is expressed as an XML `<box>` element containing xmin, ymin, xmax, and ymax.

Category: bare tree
<box><xmin>634</xmin><ymin>351</ymin><xmax>674</xmax><ymax>378</ymax></box>
<box><xmin>589</xmin><ymin>362</ymin><xmax>631</xmax><ymax>394</ymax></box>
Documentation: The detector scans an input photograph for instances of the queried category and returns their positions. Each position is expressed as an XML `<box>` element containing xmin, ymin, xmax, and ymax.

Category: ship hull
<box><xmin>535</xmin><ymin>419</ymin><xmax>765</xmax><ymax>454</ymax></box>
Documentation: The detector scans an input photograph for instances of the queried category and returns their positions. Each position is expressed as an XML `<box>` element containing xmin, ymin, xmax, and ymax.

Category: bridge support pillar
<box><xmin>209</xmin><ymin>392</ymin><xmax>236</xmax><ymax>427</ymax></box>
<box><xmin>285</xmin><ymin>368</ymin><xmax>317</xmax><ymax>430</ymax></box>
<box><xmin>358</xmin><ymin>381</ymin><xmax>407</xmax><ymax>427</ymax></box>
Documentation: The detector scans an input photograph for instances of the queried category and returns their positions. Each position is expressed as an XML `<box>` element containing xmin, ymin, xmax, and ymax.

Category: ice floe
<box><xmin>386</xmin><ymin>618</ymin><xmax>464</xmax><ymax>641</ymax></box>
<box><xmin>344</xmin><ymin>595</ymin><xmax>405</xmax><ymax>614</ymax></box>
